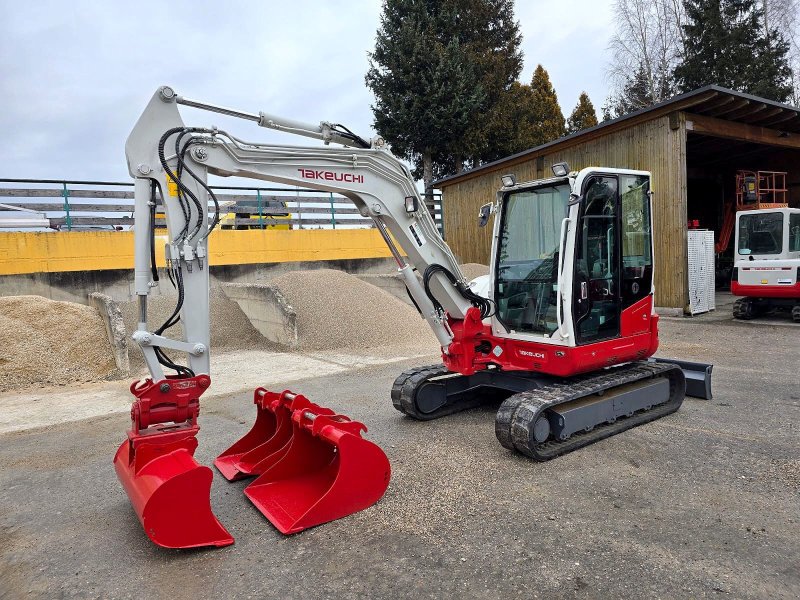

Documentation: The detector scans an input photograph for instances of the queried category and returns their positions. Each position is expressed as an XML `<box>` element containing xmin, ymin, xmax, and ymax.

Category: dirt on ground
<box><xmin>270</xmin><ymin>268</ymin><xmax>436</xmax><ymax>352</ymax></box>
<box><xmin>0</xmin><ymin>295</ymin><xmax>116</xmax><ymax>391</ymax></box>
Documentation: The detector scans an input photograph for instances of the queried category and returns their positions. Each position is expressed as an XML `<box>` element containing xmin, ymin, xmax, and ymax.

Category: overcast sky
<box><xmin>0</xmin><ymin>0</ymin><xmax>614</xmax><ymax>183</ymax></box>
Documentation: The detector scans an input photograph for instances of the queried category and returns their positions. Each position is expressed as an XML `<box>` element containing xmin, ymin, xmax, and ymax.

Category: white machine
<box><xmin>732</xmin><ymin>207</ymin><xmax>800</xmax><ymax>321</ymax></box>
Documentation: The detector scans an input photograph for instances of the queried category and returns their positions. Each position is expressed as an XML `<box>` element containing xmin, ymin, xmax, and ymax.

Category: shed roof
<box><xmin>435</xmin><ymin>85</ymin><xmax>800</xmax><ymax>187</ymax></box>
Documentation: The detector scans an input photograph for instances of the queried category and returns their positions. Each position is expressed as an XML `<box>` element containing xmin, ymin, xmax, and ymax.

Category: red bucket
<box><xmin>114</xmin><ymin>376</ymin><xmax>233</xmax><ymax>549</ymax></box>
<box><xmin>244</xmin><ymin>407</ymin><xmax>391</xmax><ymax>534</ymax></box>
<box><xmin>214</xmin><ymin>390</ymin><xmax>333</xmax><ymax>481</ymax></box>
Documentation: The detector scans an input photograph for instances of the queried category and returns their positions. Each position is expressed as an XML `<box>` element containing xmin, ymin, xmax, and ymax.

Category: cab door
<box><xmin>572</xmin><ymin>175</ymin><xmax>621</xmax><ymax>344</ymax></box>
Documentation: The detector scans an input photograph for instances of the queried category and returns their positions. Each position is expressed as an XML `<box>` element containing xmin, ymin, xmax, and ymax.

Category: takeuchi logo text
<box><xmin>297</xmin><ymin>169</ymin><xmax>364</xmax><ymax>183</ymax></box>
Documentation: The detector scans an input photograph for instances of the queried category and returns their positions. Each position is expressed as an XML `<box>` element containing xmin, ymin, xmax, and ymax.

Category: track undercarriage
<box><xmin>392</xmin><ymin>360</ymin><xmax>702</xmax><ymax>460</ymax></box>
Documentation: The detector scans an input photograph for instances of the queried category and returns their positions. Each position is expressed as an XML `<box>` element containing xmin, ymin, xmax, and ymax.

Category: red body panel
<box><xmin>731</xmin><ymin>280</ymin><xmax>800</xmax><ymax>299</ymax></box>
<box><xmin>442</xmin><ymin>296</ymin><xmax>659</xmax><ymax>378</ymax></box>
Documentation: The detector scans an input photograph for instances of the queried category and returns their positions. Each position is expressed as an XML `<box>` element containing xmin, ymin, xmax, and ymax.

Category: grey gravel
<box><xmin>270</xmin><ymin>268</ymin><xmax>436</xmax><ymax>352</ymax></box>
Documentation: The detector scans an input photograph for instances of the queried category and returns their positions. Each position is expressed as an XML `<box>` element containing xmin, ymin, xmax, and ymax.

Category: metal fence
<box><xmin>0</xmin><ymin>178</ymin><xmax>443</xmax><ymax>233</ymax></box>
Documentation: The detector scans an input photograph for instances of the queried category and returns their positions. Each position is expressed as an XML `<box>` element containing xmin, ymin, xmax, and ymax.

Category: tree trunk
<box><xmin>423</xmin><ymin>150</ymin><xmax>434</xmax><ymax>211</ymax></box>
<box><xmin>454</xmin><ymin>154</ymin><xmax>464</xmax><ymax>174</ymax></box>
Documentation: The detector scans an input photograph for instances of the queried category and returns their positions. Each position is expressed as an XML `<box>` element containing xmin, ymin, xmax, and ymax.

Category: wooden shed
<box><xmin>436</xmin><ymin>86</ymin><xmax>800</xmax><ymax>309</ymax></box>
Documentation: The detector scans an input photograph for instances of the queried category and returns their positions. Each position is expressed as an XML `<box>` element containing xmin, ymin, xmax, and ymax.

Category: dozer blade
<box><xmin>244</xmin><ymin>402</ymin><xmax>391</xmax><ymax>535</ymax></box>
<box><xmin>114</xmin><ymin>430</ymin><xmax>234</xmax><ymax>549</ymax></box>
<box><xmin>114</xmin><ymin>375</ymin><xmax>233</xmax><ymax>549</ymax></box>
<box><xmin>214</xmin><ymin>389</ymin><xmax>334</xmax><ymax>481</ymax></box>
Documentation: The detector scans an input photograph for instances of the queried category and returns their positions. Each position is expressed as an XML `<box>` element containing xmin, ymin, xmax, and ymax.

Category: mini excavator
<box><xmin>116</xmin><ymin>87</ymin><xmax>712</xmax><ymax>548</ymax></box>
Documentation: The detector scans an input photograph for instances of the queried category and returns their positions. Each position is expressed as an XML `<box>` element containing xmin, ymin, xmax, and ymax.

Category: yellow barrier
<box><xmin>0</xmin><ymin>229</ymin><xmax>394</xmax><ymax>275</ymax></box>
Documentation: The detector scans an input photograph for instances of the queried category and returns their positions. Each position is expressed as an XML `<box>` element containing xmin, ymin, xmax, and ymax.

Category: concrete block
<box><xmin>88</xmin><ymin>292</ymin><xmax>130</xmax><ymax>377</ymax></box>
<box><xmin>222</xmin><ymin>283</ymin><xmax>298</xmax><ymax>348</ymax></box>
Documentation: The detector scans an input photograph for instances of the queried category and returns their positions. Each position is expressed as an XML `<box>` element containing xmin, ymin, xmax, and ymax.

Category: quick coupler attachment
<box><xmin>114</xmin><ymin>375</ymin><xmax>234</xmax><ymax>549</ymax></box>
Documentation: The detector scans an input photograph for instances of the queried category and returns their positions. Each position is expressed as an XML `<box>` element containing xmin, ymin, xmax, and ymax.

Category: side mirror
<box><xmin>478</xmin><ymin>202</ymin><xmax>494</xmax><ymax>227</ymax></box>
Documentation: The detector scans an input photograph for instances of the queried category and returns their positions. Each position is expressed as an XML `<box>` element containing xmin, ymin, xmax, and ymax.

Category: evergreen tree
<box><xmin>529</xmin><ymin>65</ymin><xmax>566</xmax><ymax>143</ymax></box>
<box><xmin>365</xmin><ymin>0</ymin><xmax>523</xmax><ymax>192</ymax></box>
<box><xmin>566</xmin><ymin>92</ymin><xmax>599</xmax><ymax>133</ymax></box>
<box><xmin>674</xmin><ymin>0</ymin><xmax>793</xmax><ymax>102</ymax></box>
<box><xmin>450</xmin><ymin>0</ymin><xmax>524</xmax><ymax>168</ymax></box>
<box><xmin>479</xmin><ymin>81</ymin><xmax>539</xmax><ymax>161</ymax></box>
<box><xmin>603</xmin><ymin>63</ymin><xmax>662</xmax><ymax>119</ymax></box>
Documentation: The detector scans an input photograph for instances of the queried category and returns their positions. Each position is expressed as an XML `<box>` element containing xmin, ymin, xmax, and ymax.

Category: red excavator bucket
<box><xmin>214</xmin><ymin>389</ymin><xmax>333</xmax><ymax>481</ymax></box>
<box><xmin>113</xmin><ymin>376</ymin><xmax>234</xmax><ymax>549</ymax></box>
<box><xmin>244</xmin><ymin>403</ymin><xmax>391</xmax><ymax>534</ymax></box>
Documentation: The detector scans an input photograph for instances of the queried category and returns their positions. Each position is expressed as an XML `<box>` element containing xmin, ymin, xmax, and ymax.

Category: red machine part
<box><xmin>214</xmin><ymin>388</ymin><xmax>334</xmax><ymax>481</ymax></box>
<box><xmin>442</xmin><ymin>296</ymin><xmax>659</xmax><ymax>378</ymax></box>
<box><xmin>731</xmin><ymin>279</ymin><xmax>800</xmax><ymax>298</ymax></box>
<box><xmin>216</xmin><ymin>388</ymin><xmax>391</xmax><ymax>534</ymax></box>
<box><xmin>113</xmin><ymin>374</ymin><xmax>234</xmax><ymax>549</ymax></box>
<box><xmin>244</xmin><ymin>401</ymin><xmax>391</xmax><ymax>535</ymax></box>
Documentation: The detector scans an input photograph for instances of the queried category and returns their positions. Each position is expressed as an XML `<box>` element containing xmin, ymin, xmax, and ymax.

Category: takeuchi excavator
<box><xmin>115</xmin><ymin>86</ymin><xmax>712</xmax><ymax>549</ymax></box>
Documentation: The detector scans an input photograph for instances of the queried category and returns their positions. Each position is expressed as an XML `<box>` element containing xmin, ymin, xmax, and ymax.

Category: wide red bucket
<box><xmin>244</xmin><ymin>409</ymin><xmax>391</xmax><ymax>534</ymax></box>
<box><xmin>114</xmin><ymin>375</ymin><xmax>233</xmax><ymax>549</ymax></box>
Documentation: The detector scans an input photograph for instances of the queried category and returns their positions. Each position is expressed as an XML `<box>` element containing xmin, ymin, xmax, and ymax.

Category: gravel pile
<box><xmin>120</xmin><ymin>288</ymin><xmax>270</xmax><ymax>371</ymax></box>
<box><xmin>270</xmin><ymin>269</ymin><xmax>436</xmax><ymax>351</ymax></box>
<box><xmin>0</xmin><ymin>295</ymin><xmax>116</xmax><ymax>391</ymax></box>
<box><xmin>460</xmin><ymin>263</ymin><xmax>489</xmax><ymax>281</ymax></box>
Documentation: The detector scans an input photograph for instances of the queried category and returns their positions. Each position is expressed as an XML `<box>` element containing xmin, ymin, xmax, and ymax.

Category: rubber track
<box><xmin>733</xmin><ymin>298</ymin><xmax>754</xmax><ymax>320</ymax></box>
<box><xmin>495</xmin><ymin>361</ymin><xmax>685</xmax><ymax>461</ymax></box>
<box><xmin>391</xmin><ymin>364</ymin><xmax>490</xmax><ymax>420</ymax></box>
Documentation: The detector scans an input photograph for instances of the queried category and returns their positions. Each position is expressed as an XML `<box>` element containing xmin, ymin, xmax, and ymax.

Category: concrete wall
<box><xmin>0</xmin><ymin>258</ymin><xmax>400</xmax><ymax>305</ymax></box>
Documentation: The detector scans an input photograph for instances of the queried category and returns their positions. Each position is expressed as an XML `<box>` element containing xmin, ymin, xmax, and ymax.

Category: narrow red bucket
<box><xmin>244</xmin><ymin>408</ymin><xmax>391</xmax><ymax>534</ymax></box>
<box><xmin>214</xmin><ymin>390</ymin><xmax>333</xmax><ymax>481</ymax></box>
<box><xmin>214</xmin><ymin>388</ymin><xmax>279</xmax><ymax>481</ymax></box>
<box><xmin>114</xmin><ymin>375</ymin><xmax>234</xmax><ymax>549</ymax></box>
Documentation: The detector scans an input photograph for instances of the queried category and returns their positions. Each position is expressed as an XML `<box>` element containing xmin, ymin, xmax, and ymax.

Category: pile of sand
<box><xmin>460</xmin><ymin>263</ymin><xmax>489</xmax><ymax>281</ymax></box>
<box><xmin>0</xmin><ymin>295</ymin><xmax>116</xmax><ymax>391</ymax></box>
<box><xmin>120</xmin><ymin>288</ymin><xmax>270</xmax><ymax>371</ymax></box>
<box><xmin>270</xmin><ymin>269</ymin><xmax>437</xmax><ymax>351</ymax></box>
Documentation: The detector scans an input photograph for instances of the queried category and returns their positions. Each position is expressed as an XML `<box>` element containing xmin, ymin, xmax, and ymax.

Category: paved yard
<box><xmin>1</xmin><ymin>316</ymin><xmax>798</xmax><ymax>599</ymax></box>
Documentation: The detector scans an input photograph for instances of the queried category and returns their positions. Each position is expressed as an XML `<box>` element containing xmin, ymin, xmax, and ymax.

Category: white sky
<box><xmin>0</xmin><ymin>0</ymin><xmax>614</xmax><ymax>182</ymax></box>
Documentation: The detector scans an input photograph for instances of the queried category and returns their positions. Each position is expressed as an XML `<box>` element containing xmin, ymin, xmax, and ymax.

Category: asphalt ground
<box><xmin>1</xmin><ymin>316</ymin><xmax>798</xmax><ymax>599</ymax></box>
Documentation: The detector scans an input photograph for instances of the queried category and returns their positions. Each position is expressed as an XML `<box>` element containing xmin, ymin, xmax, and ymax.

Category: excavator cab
<box><xmin>489</xmin><ymin>167</ymin><xmax>655</xmax><ymax>355</ymax></box>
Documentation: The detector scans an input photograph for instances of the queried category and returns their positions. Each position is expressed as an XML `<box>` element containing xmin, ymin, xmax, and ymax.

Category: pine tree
<box><xmin>674</xmin><ymin>0</ymin><xmax>793</xmax><ymax>102</ymax></box>
<box><xmin>479</xmin><ymin>81</ymin><xmax>539</xmax><ymax>161</ymax></box>
<box><xmin>459</xmin><ymin>0</ymin><xmax>524</xmax><ymax>166</ymax></box>
<box><xmin>530</xmin><ymin>65</ymin><xmax>566</xmax><ymax>143</ymax></box>
<box><xmin>566</xmin><ymin>92</ymin><xmax>599</xmax><ymax>134</ymax></box>
<box><xmin>366</xmin><ymin>0</ymin><xmax>523</xmax><ymax>191</ymax></box>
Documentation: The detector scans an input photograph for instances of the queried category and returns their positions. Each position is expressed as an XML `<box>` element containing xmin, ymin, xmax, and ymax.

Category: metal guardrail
<box><xmin>0</xmin><ymin>179</ymin><xmax>443</xmax><ymax>233</ymax></box>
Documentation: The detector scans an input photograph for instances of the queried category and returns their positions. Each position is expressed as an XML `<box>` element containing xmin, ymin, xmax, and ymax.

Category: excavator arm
<box><xmin>126</xmin><ymin>86</ymin><xmax>487</xmax><ymax>384</ymax></box>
